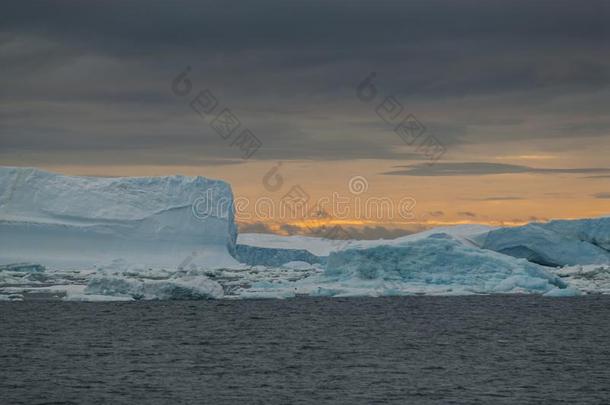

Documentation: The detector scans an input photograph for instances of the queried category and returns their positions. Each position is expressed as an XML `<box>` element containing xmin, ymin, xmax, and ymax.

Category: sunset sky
<box><xmin>1</xmin><ymin>0</ymin><xmax>609</xmax><ymax>238</ymax></box>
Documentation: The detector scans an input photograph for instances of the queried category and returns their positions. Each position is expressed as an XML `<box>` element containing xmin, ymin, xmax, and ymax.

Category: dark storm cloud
<box><xmin>3</xmin><ymin>1</ymin><xmax>607</xmax><ymax>53</ymax></box>
<box><xmin>383</xmin><ymin>163</ymin><xmax>610</xmax><ymax>176</ymax></box>
<box><xmin>1</xmin><ymin>0</ymin><xmax>609</xmax><ymax>163</ymax></box>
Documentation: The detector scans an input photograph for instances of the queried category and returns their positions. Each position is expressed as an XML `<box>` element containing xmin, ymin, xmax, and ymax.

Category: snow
<box><xmin>281</xmin><ymin>261</ymin><xmax>318</xmax><ymax>270</ymax></box>
<box><xmin>553</xmin><ymin>265</ymin><xmax>610</xmax><ymax>295</ymax></box>
<box><xmin>0</xmin><ymin>167</ymin><xmax>239</xmax><ymax>269</ymax></box>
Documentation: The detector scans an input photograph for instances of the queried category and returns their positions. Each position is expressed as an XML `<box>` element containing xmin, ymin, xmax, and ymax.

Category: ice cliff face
<box><xmin>0</xmin><ymin>167</ymin><xmax>238</xmax><ymax>269</ymax></box>
<box><xmin>474</xmin><ymin>222</ymin><xmax>610</xmax><ymax>267</ymax></box>
<box><xmin>542</xmin><ymin>217</ymin><xmax>610</xmax><ymax>251</ymax></box>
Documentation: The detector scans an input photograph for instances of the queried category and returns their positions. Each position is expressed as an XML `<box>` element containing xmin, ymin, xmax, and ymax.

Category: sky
<box><xmin>1</xmin><ymin>0</ymin><xmax>609</xmax><ymax>238</ymax></box>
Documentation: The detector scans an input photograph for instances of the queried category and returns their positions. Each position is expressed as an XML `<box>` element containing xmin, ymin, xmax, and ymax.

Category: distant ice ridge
<box><xmin>474</xmin><ymin>220</ymin><xmax>610</xmax><ymax>267</ymax></box>
<box><xmin>241</xmin><ymin>221</ymin><xmax>610</xmax><ymax>270</ymax></box>
<box><xmin>234</xmin><ymin>244</ymin><xmax>325</xmax><ymax>267</ymax></box>
<box><xmin>0</xmin><ymin>167</ymin><xmax>239</xmax><ymax>269</ymax></box>
<box><xmin>542</xmin><ymin>217</ymin><xmax>610</xmax><ymax>251</ymax></box>
<box><xmin>237</xmin><ymin>233</ymin><xmax>352</xmax><ymax>256</ymax></box>
<box><xmin>231</xmin><ymin>231</ymin><xmax>575</xmax><ymax>298</ymax></box>
<box><xmin>319</xmin><ymin>234</ymin><xmax>570</xmax><ymax>296</ymax></box>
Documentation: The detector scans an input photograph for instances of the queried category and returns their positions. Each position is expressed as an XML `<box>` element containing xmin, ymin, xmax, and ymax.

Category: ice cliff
<box><xmin>0</xmin><ymin>167</ymin><xmax>238</xmax><ymax>269</ymax></box>
<box><xmin>474</xmin><ymin>221</ymin><xmax>610</xmax><ymax>267</ymax></box>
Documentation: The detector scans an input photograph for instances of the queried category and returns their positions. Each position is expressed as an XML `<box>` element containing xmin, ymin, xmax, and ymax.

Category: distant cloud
<box><xmin>463</xmin><ymin>196</ymin><xmax>524</xmax><ymax>201</ymax></box>
<box><xmin>196</xmin><ymin>159</ymin><xmax>246</xmax><ymax>166</ymax></box>
<box><xmin>383</xmin><ymin>162</ymin><xmax>610</xmax><ymax>177</ymax></box>
<box><xmin>457</xmin><ymin>211</ymin><xmax>477</xmax><ymax>218</ymax></box>
<box><xmin>279</xmin><ymin>224</ymin><xmax>301</xmax><ymax>235</ymax></box>
<box><xmin>544</xmin><ymin>192</ymin><xmax>573</xmax><ymax>198</ymax></box>
<box><xmin>1</xmin><ymin>0</ymin><xmax>609</xmax><ymax>165</ymax></box>
<box><xmin>238</xmin><ymin>221</ymin><xmax>274</xmax><ymax>234</ymax></box>
<box><xmin>342</xmin><ymin>226</ymin><xmax>423</xmax><ymax>240</ymax></box>
<box><xmin>427</xmin><ymin>211</ymin><xmax>445</xmax><ymax>218</ymax></box>
<box><xmin>245</xmin><ymin>222</ymin><xmax>428</xmax><ymax>239</ymax></box>
<box><xmin>593</xmin><ymin>192</ymin><xmax>610</xmax><ymax>199</ymax></box>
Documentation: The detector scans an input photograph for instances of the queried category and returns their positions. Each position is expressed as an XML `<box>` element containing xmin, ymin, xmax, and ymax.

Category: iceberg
<box><xmin>0</xmin><ymin>167</ymin><xmax>239</xmax><ymax>269</ymax></box>
<box><xmin>474</xmin><ymin>223</ymin><xmax>610</xmax><ymax>267</ymax></box>
<box><xmin>322</xmin><ymin>234</ymin><xmax>568</xmax><ymax>295</ymax></box>
<box><xmin>221</xmin><ymin>232</ymin><xmax>574</xmax><ymax>299</ymax></box>
<box><xmin>542</xmin><ymin>217</ymin><xmax>610</xmax><ymax>251</ymax></box>
<box><xmin>1</xmin><ymin>166</ymin><xmax>608</xmax><ymax>300</ymax></box>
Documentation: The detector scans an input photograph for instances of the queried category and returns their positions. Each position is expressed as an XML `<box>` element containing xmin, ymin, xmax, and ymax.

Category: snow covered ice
<box><xmin>0</xmin><ymin>166</ymin><xmax>239</xmax><ymax>269</ymax></box>
<box><xmin>1</xmin><ymin>167</ymin><xmax>609</xmax><ymax>301</ymax></box>
<box><xmin>474</xmin><ymin>221</ymin><xmax>610</xmax><ymax>267</ymax></box>
<box><xmin>324</xmin><ymin>235</ymin><xmax>567</xmax><ymax>295</ymax></box>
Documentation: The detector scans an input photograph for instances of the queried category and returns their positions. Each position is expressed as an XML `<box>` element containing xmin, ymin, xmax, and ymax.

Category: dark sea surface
<box><xmin>1</xmin><ymin>296</ymin><xmax>610</xmax><ymax>404</ymax></box>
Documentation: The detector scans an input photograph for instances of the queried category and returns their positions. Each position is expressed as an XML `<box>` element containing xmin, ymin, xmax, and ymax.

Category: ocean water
<box><xmin>1</xmin><ymin>296</ymin><xmax>609</xmax><ymax>404</ymax></box>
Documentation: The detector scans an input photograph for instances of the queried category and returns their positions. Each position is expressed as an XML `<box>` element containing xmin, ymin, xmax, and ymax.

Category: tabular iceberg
<box><xmin>0</xmin><ymin>167</ymin><xmax>239</xmax><ymax>269</ymax></box>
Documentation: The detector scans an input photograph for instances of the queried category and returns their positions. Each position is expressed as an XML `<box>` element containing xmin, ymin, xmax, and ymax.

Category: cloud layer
<box><xmin>384</xmin><ymin>163</ymin><xmax>610</xmax><ymax>176</ymax></box>
<box><xmin>1</xmin><ymin>0</ymin><xmax>609</xmax><ymax>164</ymax></box>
